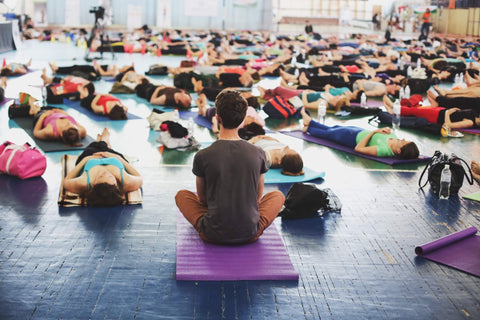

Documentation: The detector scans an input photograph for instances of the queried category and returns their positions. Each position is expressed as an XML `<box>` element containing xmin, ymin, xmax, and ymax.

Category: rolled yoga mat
<box><xmin>176</xmin><ymin>212</ymin><xmax>299</xmax><ymax>281</ymax></box>
<box><xmin>12</xmin><ymin>117</ymin><xmax>95</xmax><ymax>152</ymax></box>
<box><xmin>415</xmin><ymin>227</ymin><xmax>480</xmax><ymax>277</ymax></box>
<box><xmin>63</xmin><ymin>98</ymin><xmax>142</xmax><ymax>120</ymax></box>
<box><xmin>280</xmin><ymin>130</ymin><xmax>431</xmax><ymax>165</ymax></box>
<box><xmin>350</xmin><ymin>100</ymin><xmax>384</xmax><ymax>108</ymax></box>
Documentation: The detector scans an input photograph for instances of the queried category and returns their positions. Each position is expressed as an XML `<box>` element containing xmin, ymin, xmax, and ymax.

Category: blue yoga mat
<box><xmin>63</xmin><ymin>98</ymin><xmax>142</xmax><ymax>120</ymax></box>
<box><xmin>265</xmin><ymin>167</ymin><xmax>325</xmax><ymax>184</ymax></box>
<box><xmin>280</xmin><ymin>130</ymin><xmax>431</xmax><ymax>165</ymax></box>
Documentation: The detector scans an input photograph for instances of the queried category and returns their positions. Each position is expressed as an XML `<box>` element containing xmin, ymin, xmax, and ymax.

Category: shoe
<box><xmin>441</xmin><ymin>125</ymin><xmax>464</xmax><ymax>138</ymax></box>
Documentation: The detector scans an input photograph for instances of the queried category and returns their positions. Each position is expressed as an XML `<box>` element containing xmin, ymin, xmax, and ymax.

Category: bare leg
<box><xmin>427</xmin><ymin>90</ymin><xmax>439</xmax><ymax>107</ymax></box>
<box><xmin>0</xmin><ymin>76</ymin><xmax>6</xmax><ymax>89</ymax></box>
<box><xmin>41</xmin><ymin>68</ymin><xmax>54</xmax><ymax>85</ymax></box>
<box><xmin>300</xmin><ymin>107</ymin><xmax>312</xmax><ymax>132</ymax></box>
<box><xmin>382</xmin><ymin>95</ymin><xmax>394</xmax><ymax>114</ymax></box>
<box><xmin>196</xmin><ymin>94</ymin><xmax>208</xmax><ymax>116</ymax></box>
<box><xmin>472</xmin><ymin>160</ymin><xmax>480</xmax><ymax>184</ymax></box>
<box><xmin>257</xmin><ymin>86</ymin><xmax>265</xmax><ymax>98</ymax></box>
<box><xmin>96</xmin><ymin>128</ymin><xmax>111</xmax><ymax>148</ymax></box>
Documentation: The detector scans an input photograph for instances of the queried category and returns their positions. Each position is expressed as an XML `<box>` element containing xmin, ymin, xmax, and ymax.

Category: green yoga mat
<box><xmin>463</xmin><ymin>191</ymin><xmax>480</xmax><ymax>202</ymax></box>
<box><xmin>12</xmin><ymin>117</ymin><xmax>95</xmax><ymax>152</ymax></box>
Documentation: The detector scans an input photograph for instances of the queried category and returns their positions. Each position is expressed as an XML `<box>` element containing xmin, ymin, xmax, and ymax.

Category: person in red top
<box><xmin>420</xmin><ymin>8</ymin><xmax>431</xmax><ymax>40</ymax></box>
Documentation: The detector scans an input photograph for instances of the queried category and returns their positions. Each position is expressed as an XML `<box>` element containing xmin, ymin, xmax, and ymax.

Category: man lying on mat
<box><xmin>300</xmin><ymin>107</ymin><xmax>420</xmax><ymax>159</ymax></box>
<box><xmin>175</xmin><ymin>89</ymin><xmax>285</xmax><ymax>244</ymax></box>
<box><xmin>8</xmin><ymin>92</ymin><xmax>86</xmax><ymax>146</ymax></box>
<box><xmin>62</xmin><ymin>128</ymin><xmax>143</xmax><ymax>207</ymax></box>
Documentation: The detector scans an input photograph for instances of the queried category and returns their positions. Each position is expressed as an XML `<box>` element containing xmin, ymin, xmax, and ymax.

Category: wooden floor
<box><xmin>1</xmin><ymin>38</ymin><xmax>480</xmax><ymax>320</ymax></box>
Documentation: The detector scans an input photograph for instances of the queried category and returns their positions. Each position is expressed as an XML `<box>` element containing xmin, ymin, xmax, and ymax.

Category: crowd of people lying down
<box><xmin>4</xmin><ymin>28</ymin><xmax>480</xmax><ymax>243</ymax></box>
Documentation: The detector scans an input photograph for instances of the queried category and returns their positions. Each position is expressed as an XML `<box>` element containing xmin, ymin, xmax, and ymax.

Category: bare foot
<box><xmin>299</xmin><ymin>72</ymin><xmax>309</xmax><ymax>86</ymax></box>
<box><xmin>196</xmin><ymin>94</ymin><xmax>207</xmax><ymax>116</ymax></box>
<box><xmin>49</xmin><ymin>62</ymin><xmax>58</xmax><ymax>73</ymax></box>
<box><xmin>382</xmin><ymin>95</ymin><xmax>394</xmax><ymax>114</ymax></box>
<box><xmin>98</xmin><ymin>128</ymin><xmax>111</xmax><ymax>147</ymax></box>
<box><xmin>300</xmin><ymin>107</ymin><xmax>311</xmax><ymax>132</ymax></box>
<box><xmin>0</xmin><ymin>76</ymin><xmax>6</xmax><ymax>89</ymax></box>
<box><xmin>257</xmin><ymin>86</ymin><xmax>265</xmax><ymax>98</ymax></box>
<box><xmin>472</xmin><ymin>160</ymin><xmax>480</xmax><ymax>184</ymax></box>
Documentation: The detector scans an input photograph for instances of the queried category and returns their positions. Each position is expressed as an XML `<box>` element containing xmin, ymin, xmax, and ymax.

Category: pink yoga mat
<box><xmin>415</xmin><ymin>227</ymin><xmax>480</xmax><ymax>277</ymax></box>
<box><xmin>350</xmin><ymin>100</ymin><xmax>384</xmax><ymax>108</ymax></box>
<box><xmin>176</xmin><ymin>212</ymin><xmax>299</xmax><ymax>281</ymax></box>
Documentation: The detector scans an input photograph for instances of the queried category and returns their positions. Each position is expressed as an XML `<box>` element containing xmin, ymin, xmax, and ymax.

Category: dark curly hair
<box><xmin>215</xmin><ymin>89</ymin><xmax>247</xmax><ymax>129</ymax></box>
<box><xmin>85</xmin><ymin>183</ymin><xmax>124</xmax><ymax>207</ymax></box>
<box><xmin>61</xmin><ymin>127</ymin><xmax>81</xmax><ymax>145</ymax></box>
<box><xmin>109</xmin><ymin>105</ymin><xmax>128</xmax><ymax>120</ymax></box>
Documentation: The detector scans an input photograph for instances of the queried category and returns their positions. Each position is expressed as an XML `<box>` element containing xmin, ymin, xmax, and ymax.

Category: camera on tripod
<box><xmin>89</xmin><ymin>6</ymin><xmax>105</xmax><ymax>22</ymax></box>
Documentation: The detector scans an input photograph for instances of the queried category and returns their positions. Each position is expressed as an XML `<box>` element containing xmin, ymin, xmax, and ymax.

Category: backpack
<box><xmin>418</xmin><ymin>151</ymin><xmax>474</xmax><ymax>195</ymax></box>
<box><xmin>278</xmin><ymin>183</ymin><xmax>342</xmax><ymax>219</ymax></box>
<box><xmin>145</xmin><ymin>64</ymin><xmax>168</xmax><ymax>76</ymax></box>
<box><xmin>263</xmin><ymin>96</ymin><xmax>300</xmax><ymax>119</ymax></box>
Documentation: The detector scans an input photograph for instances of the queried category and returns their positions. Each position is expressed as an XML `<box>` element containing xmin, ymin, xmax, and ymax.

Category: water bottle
<box><xmin>360</xmin><ymin>92</ymin><xmax>367</xmax><ymax>108</ymax></box>
<box><xmin>399</xmin><ymin>87</ymin><xmax>405</xmax><ymax>100</ymax></box>
<box><xmin>187</xmin><ymin>117</ymin><xmax>194</xmax><ymax>136</ymax></box>
<box><xmin>294</xmin><ymin>68</ymin><xmax>299</xmax><ymax>77</ymax></box>
<box><xmin>317</xmin><ymin>100</ymin><xmax>327</xmax><ymax>123</ymax></box>
<box><xmin>407</xmin><ymin>66</ymin><xmax>412</xmax><ymax>78</ymax></box>
<box><xmin>393</xmin><ymin>99</ymin><xmax>401</xmax><ymax>129</ymax></box>
<box><xmin>439</xmin><ymin>164</ymin><xmax>451</xmax><ymax>200</ymax></box>
<box><xmin>454</xmin><ymin>73</ymin><xmax>459</xmax><ymax>84</ymax></box>
<box><xmin>41</xmin><ymin>86</ymin><xmax>47</xmax><ymax>106</ymax></box>
<box><xmin>173</xmin><ymin>109</ymin><xmax>180</xmax><ymax>122</ymax></box>
<box><xmin>404</xmin><ymin>85</ymin><xmax>410</xmax><ymax>99</ymax></box>
<box><xmin>416</xmin><ymin>58</ymin><xmax>421</xmax><ymax>68</ymax></box>
<box><xmin>290</xmin><ymin>54</ymin><xmax>297</xmax><ymax>68</ymax></box>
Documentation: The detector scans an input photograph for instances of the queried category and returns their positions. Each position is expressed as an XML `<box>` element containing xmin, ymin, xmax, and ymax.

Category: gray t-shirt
<box><xmin>192</xmin><ymin>139</ymin><xmax>268</xmax><ymax>244</ymax></box>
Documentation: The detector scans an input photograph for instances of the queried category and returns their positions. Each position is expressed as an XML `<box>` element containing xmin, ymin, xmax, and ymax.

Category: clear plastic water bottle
<box><xmin>290</xmin><ymin>54</ymin><xmax>297</xmax><ymax>68</ymax></box>
<box><xmin>407</xmin><ymin>66</ymin><xmax>412</xmax><ymax>78</ymax></box>
<box><xmin>439</xmin><ymin>164</ymin><xmax>451</xmax><ymax>200</ymax></box>
<box><xmin>173</xmin><ymin>109</ymin><xmax>180</xmax><ymax>122</ymax></box>
<box><xmin>454</xmin><ymin>73</ymin><xmax>460</xmax><ymax>84</ymax></box>
<box><xmin>404</xmin><ymin>85</ymin><xmax>410</xmax><ymax>99</ymax></box>
<box><xmin>317</xmin><ymin>100</ymin><xmax>327</xmax><ymax>123</ymax></box>
<box><xmin>416</xmin><ymin>58</ymin><xmax>421</xmax><ymax>68</ymax></box>
<box><xmin>399</xmin><ymin>87</ymin><xmax>405</xmax><ymax>100</ymax></box>
<box><xmin>294</xmin><ymin>68</ymin><xmax>299</xmax><ymax>77</ymax></box>
<box><xmin>393</xmin><ymin>99</ymin><xmax>401</xmax><ymax>129</ymax></box>
<box><xmin>360</xmin><ymin>92</ymin><xmax>367</xmax><ymax>108</ymax></box>
<box><xmin>41</xmin><ymin>86</ymin><xmax>47</xmax><ymax>106</ymax></box>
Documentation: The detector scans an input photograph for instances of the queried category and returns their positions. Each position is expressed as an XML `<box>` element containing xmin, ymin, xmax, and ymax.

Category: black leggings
<box><xmin>436</xmin><ymin>96</ymin><xmax>480</xmax><ymax>110</ymax></box>
<box><xmin>76</xmin><ymin>141</ymin><xmax>127</xmax><ymax>165</ymax></box>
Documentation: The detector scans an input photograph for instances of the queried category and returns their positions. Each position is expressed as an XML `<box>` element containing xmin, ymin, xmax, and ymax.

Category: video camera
<box><xmin>89</xmin><ymin>6</ymin><xmax>105</xmax><ymax>22</ymax></box>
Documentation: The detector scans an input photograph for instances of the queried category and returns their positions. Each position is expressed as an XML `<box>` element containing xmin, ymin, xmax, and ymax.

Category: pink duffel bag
<box><xmin>0</xmin><ymin>141</ymin><xmax>47</xmax><ymax>179</ymax></box>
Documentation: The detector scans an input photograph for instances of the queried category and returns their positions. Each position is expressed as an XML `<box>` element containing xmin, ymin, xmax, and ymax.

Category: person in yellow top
<box><xmin>420</xmin><ymin>8</ymin><xmax>431</xmax><ymax>40</ymax></box>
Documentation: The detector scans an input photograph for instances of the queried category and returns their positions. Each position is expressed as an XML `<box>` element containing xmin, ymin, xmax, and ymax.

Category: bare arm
<box><xmin>257</xmin><ymin>173</ymin><xmax>265</xmax><ymax>203</ymax></box>
<box><xmin>353</xmin><ymin>128</ymin><xmax>391</xmax><ymax>156</ymax></box>
<box><xmin>196</xmin><ymin>176</ymin><xmax>207</xmax><ymax>205</ymax></box>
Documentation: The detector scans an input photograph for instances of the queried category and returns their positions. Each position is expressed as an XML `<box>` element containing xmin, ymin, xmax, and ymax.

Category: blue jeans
<box><xmin>307</xmin><ymin>120</ymin><xmax>363</xmax><ymax>148</ymax></box>
<box><xmin>420</xmin><ymin>23</ymin><xmax>430</xmax><ymax>39</ymax></box>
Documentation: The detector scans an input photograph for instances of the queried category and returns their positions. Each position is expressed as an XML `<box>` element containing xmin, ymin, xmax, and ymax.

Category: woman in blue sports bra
<box><xmin>0</xmin><ymin>59</ymin><xmax>31</xmax><ymax>76</ymax></box>
<box><xmin>63</xmin><ymin>128</ymin><xmax>143</xmax><ymax>206</ymax></box>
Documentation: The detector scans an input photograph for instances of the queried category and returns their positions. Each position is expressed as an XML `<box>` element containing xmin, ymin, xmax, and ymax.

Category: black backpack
<box><xmin>278</xmin><ymin>183</ymin><xmax>341</xmax><ymax>219</ymax></box>
<box><xmin>145</xmin><ymin>64</ymin><xmax>168</xmax><ymax>76</ymax></box>
<box><xmin>418</xmin><ymin>151</ymin><xmax>474</xmax><ymax>195</ymax></box>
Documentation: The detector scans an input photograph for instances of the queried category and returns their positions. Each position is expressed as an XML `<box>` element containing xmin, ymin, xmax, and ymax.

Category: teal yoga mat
<box><xmin>11</xmin><ymin>117</ymin><xmax>95</xmax><ymax>152</ymax></box>
<box><xmin>264</xmin><ymin>167</ymin><xmax>325</xmax><ymax>184</ymax></box>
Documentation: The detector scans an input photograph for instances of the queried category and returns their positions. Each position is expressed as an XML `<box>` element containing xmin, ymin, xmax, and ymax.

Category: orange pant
<box><xmin>175</xmin><ymin>190</ymin><xmax>285</xmax><ymax>243</ymax></box>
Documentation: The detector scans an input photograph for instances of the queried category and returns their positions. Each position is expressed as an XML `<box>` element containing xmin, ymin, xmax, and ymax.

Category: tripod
<box><xmin>84</xmin><ymin>16</ymin><xmax>115</xmax><ymax>62</ymax></box>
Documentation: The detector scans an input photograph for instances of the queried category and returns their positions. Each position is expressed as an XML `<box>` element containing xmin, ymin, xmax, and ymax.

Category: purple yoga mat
<box><xmin>415</xmin><ymin>227</ymin><xmax>480</xmax><ymax>277</ymax></box>
<box><xmin>0</xmin><ymin>97</ymin><xmax>13</xmax><ymax>106</ymax></box>
<box><xmin>176</xmin><ymin>212</ymin><xmax>299</xmax><ymax>281</ymax></box>
<box><xmin>350</xmin><ymin>100</ymin><xmax>384</xmax><ymax>108</ymax></box>
<box><xmin>280</xmin><ymin>130</ymin><xmax>430</xmax><ymax>165</ymax></box>
<box><xmin>458</xmin><ymin>128</ymin><xmax>480</xmax><ymax>135</ymax></box>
